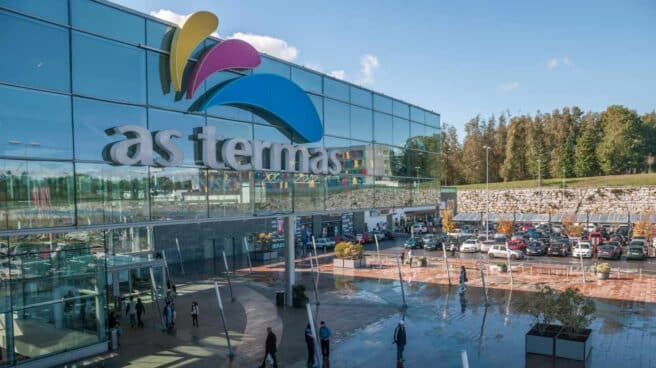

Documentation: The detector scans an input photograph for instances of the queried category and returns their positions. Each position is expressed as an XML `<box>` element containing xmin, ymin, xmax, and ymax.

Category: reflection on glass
<box><xmin>293</xmin><ymin>174</ymin><xmax>323</xmax><ymax>212</ymax></box>
<box><xmin>146</xmin><ymin>51</ymin><xmax>196</xmax><ymax>111</ymax></box>
<box><xmin>426</xmin><ymin>112</ymin><xmax>440</xmax><ymax>127</ymax></box>
<box><xmin>0</xmin><ymin>0</ymin><xmax>69</xmax><ymax>24</ymax></box>
<box><xmin>148</xmin><ymin>108</ymin><xmax>204</xmax><ymax>166</ymax></box>
<box><xmin>373</xmin><ymin>94</ymin><xmax>393</xmax><ymax>114</ymax></box>
<box><xmin>393</xmin><ymin>100</ymin><xmax>409</xmax><ymax>119</ymax></box>
<box><xmin>72</xmin><ymin>31</ymin><xmax>146</xmax><ymax>104</ymax></box>
<box><xmin>205</xmin><ymin>70</ymin><xmax>252</xmax><ymax>121</ymax></box>
<box><xmin>325</xmin><ymin>174</ymin><xmax>350</xmax><ymax>211</ymax></box>
<box><xmin>410</xmin><ymin>106</ymin><xmax>425</xmax><ymax>123</ymax></box>
<box><xmin>350</xmin><ymin>86</ymin><xmax>372</xmax><ymax>108</ymax></box>
<box><xmin>150</xmin><ymin>167</ymin><xmax>207</xmax><ymax>220</ymax></box>
<box><xmin>291</xmin><ymin>67</ymin><xmax>322</xmax><ymax>94</ymax></box>
<box><xmin>374</xmin><ymin>112</ymin><xmax>393</xmax><ymax>146</ymax></box>
<box><xmin>76</xmin><ymin>163</ymin><xmax>149</xmax><ymax>225</ymax></box>
<box><xmin>254</xmin><ymin>56</ymin><xmax>290</xmax><ymax>78</ymax></box>
<box><xmin>393</xmin><ymin>117</ymin><xmax>410</xmax><ymax>147</ymax></box>
<box><xmin>0</xmin><ymin>85</ymin><xmax>72</xmax><ymax>159</ymax></box>
<box><xmin>350</xmin><ymin>106</ymin><xmax>372</xmax><ymax>142</ymax></box>
<box><xmin>208</xmin><ymin>170</ymin><xmax>252</xmax><ymax>217</ymax></box>
<box><xmin>253</xmin><ymin>171</ymin><xmax>291</xmax><ymax>214</ymax></box>
<box><xmin>324</xmin><ymin>98</ymin><xmax>350</xmax><ymax>138</ymax></box>
<box><xmin>0</xmin><ymin>159</ymin><xmax>74</xmax><ymax>230</ymax></box>
<box><xmin>324</xmin><ymin>77</ymin><xmax>349</xmax><ymax>101</ymax></box>
<box><xmin>106</xmin><ymin>227</ymin><xmax>151</xmax><ymax>254</ymax></box>
<box><xmin>0</xmin><ymin>11</ymin><xmax>70</xmax><ymax>92</ymax></box>
<box><xmin>71</xmin><ymin>0</ymin><xmax>144</xmax><ymax>44</ymax></box>
<box><xmin>414</xmin><ymin>178</ymin><xmax>440</xmax><ymax>206</ymax></box>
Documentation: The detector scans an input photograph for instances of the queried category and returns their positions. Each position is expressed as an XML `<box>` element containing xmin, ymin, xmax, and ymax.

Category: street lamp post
<box><xmin>483</xmin><ymin>146</ymin><xmax>491</xmax><ymax>239</ymax></box>
<box><xmin>537</xmin><ymin>158</ymin><xmax>541</xmax><ymax>217</ymax></box>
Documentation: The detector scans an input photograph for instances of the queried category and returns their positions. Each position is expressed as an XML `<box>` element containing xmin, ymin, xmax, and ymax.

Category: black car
<box><xmin>526</xmin><ymin>242</ymin><xmax>545</xmax><ymax>256</ymax></box>
<box><xmin>598</xmin><ymin>244</ymin><xmax>621</xmax><ymax>260</ymax></box>
<box><xmin>547</xmin><ymin>243</ymin><xmax>569</xmax><ymax>256</ymax></box>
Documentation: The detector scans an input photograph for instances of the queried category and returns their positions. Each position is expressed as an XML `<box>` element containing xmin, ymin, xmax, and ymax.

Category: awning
<box><xmin>453</xmin><ymin>212</ymin><xmax>656</xmax><ymax>224</ymax></box>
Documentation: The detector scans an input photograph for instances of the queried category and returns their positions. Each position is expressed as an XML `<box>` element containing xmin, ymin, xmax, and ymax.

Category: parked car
<box><xmin>355</xmin><ymin>233</ymin><xmax>373</xmax><ymax>244</ymax></box>
<box><xmin>460</xmin><ymin>239</ymin><xmax>480</xmax><ymax>253</ymax></box>
<box><xmin>480</xmin><ymin>240</ymin><xmax>495</xmax><ymax>253</ymax></box>
<box><xmin>526</xmin><ymin>242</ymin><xmax>545</xmax><ymax>256</ymax></box>
<box><xmin>488</xmin><ymin>244</ymin><xmax>525</xmax><ymax>260</ymax></box>
<box><xmin>314</xmin><ymin>237</ymin><xmax>336</xmax><ymax>250</ymax></box>
<box><xmin>369</xmin><ymin>229</ymin><xmax>393</xmax><ymax>241</ymax></box>
<box><xmin>423</xmin><ymin>234</ymin><xmax>439</xmax><ymax>250</ymax></box>
<box><xmin>508</xmin><ymin>239</ymin><xmax>527</xmax><ymax>252</ymax></box>
<box><xmin>598</xmin><ymin>244</ymin><xmax>621</xmax><ymax>260</ymax></box>
<box><xmin>404</xmin><ymin>237</ymin><xmax>423</xmax><ymax>249</ymax></box>
<box><xmin>572</xmin><ymin>241</ymin><xmax>593</xmax><ymax>258</ymax></box>
<box><xmin>547</xmin><ymin>243</ymin><xmax>569</xmax><ymax>257</ymax></box>
<box><xmin>583</xmin><ymin>223</ymin><xmax>597</xmax><ymax>233</ymax></box>
<box><xmin>493</xmin><ymin>235</ymin><xmax>507</xmax><ymax>244</ymax></box>
<box><xmin>411</xmin><ymin>223</ymin><xmax>428</xmax><ymax>234</ymax></box>
<box><xmin>626</xmin><ymin>246</ymin><xmax>646</xmax><ymax>260</ymax></box>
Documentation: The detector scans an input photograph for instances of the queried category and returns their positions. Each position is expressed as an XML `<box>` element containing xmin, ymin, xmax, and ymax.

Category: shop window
<box><xmin>0</xmin><ymin>11</ymin><xmax>70</xmax><ymax>92</ymax></box>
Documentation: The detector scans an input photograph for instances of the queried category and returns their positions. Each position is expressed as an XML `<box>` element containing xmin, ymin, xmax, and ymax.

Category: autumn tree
<box><xmin>561</xmin><ymin>213</ymin><xmax>583</xmax><ymax>237</ymax></box>
<box><xmin>497</xmin><ymin>220</ymin><xmax>513</xmax><ymax>236</ymax></box>
<box><xmin>441</xmin><ymin>209</ymin><xmax>456</xmax><ymax>233</ymax></box>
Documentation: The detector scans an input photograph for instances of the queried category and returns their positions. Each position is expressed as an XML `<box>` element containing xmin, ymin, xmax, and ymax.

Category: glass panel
<box><xmin>0</xmin><ymin>159</ymin><xmax>74</xmax><ymax>230</ymax></box>
<box><xmin>406</xmin><ymin>149</ymin><xmax>430</xmax><ymax>177</ymax></box>
<box><xmin>336</xmin><ymin>142</ymin><xmax>371</xmax><ymax>176</ymax></box>
<box><xmin>293</xmin><ymin>174</ymin><xmax>323</xmax><ymax>212</ymax></box>
<box><xmin>146</xmin><ymin>51</ymin><xmax>196</xmax><ymax>112</ymax></box>
<box><xmin>208</xmin><ymin>118</ymin><xmax>252</xmax><ymax>140</ymax></box>
<box><xmin>373</xmin><ymin>94</ymin><xmax>392</xmax><ymax>114</ymax></box>
<box><xmin>371</xmin><ymin>144</ymin><xmax>393</xmax><ymax>177</ymax></box>
<box><xmin>106</xmin><ymin>227</ymin><xmax>151</xmax><ymax>254</ymax></box>
<box><xmin>324</xmin><ymin>77</ymin><xmax>349</xmax><ymax>101</ymax></box>
<box><xmin>393</xmin><ymin>100</ymin><xmax>409</xmax><ymax>119</ymax></box>
<box><xmin>205</xmin><ymin>71</ymin><xmax>252</xmax><ymax>121</ymax></box>
<box><xmin>253</xmin><ymin>56</ymin><xmax>290</xmax><ymax>78</ymax></box>
<box><xmin>208</xmin><ymin>171</ymin><xmax>252</xmax><ymax>217</ymax></box>
<box><xmin>150</xmin><ymin>167</ymin><xmax>208</xmax><ymax>220</ymax></box>
<box><xmin>0</xmin><ymin>11</ymin><xmax>69</xmax><ymax>92</ymax></box>
<box><xmin>325</xmin><ymin>174</ymin><xmax>350</xmax><ymax>211</ymax></box>
<box><xmin>73</xmin><ymin>97</ymin><xmax>147</xmax><ymax>161</ymax></box>
<box><xmin>350</xmin><ymin>86</ymin><xmax>372</xmax><ymax>108</ymax></box>
<box><xmin>146</xmin><ymin>19</ymin><xmax>206</xmax><ymax>58</ymax></box>
<box><xmin>426</xmin><ymin>111</ymin><xmax>440</xmax><ymax>127</ymax></box>
<box><xmin>75</xmin><ymin>163</ymin><xmax>149</xmax><ymax>225</ymax></box>
<box><xmin>375</xmin><ymin>177</ymin><xmax>413</xmax><ymax>208</ymax></box>
<box><xmin>350</xmin><ymin>106</ymin><xmax>372</xmax><ymax>142</ymax></box>
<box><xmin>253</xmin><ymin>171</ymin><xmax>292</xmax><ymax>214</ymax></box>
<box><xmin>373</xmin><ymin>112</ymin><xmax>393</xmax><ymax>145</ymax></box>
<box><xmin>324</xmin><ymin>98</ymin><xmax>349</xmax><ymax>138</ymax></box>
<box><xmin>72</xmin><ymin>31</ymin><xmax>146</xmax><ymax>104</ymax></box>
<box><xmin>0</xmin><ymin>0</ymin><xmax>68</xmax><ymax>24</ymax></box>
<box><xmin>148</xmin><ymin>108</ymin><xmax>204</xmax><ymax>166</ymax></box>
<box><xmin>393</xmin><ymin>117</ymin><xmax>410</xmax><ymax>147</ymax></box>
<box><xmin>308</xmin><ymin>94</ymin><xmax>323</xmax><ymax>132</ymax></box>
<box><xmin>410</xmin><ymin>106</ymin><xmax>425</xmax><ymax>123</ymax></box>
<box><xmin>254</xmin><ymin>124</ymin><xmax>291</xmax><ymax>144</ymax></box>
<box><xmin>291</xmin><ymin>67</ymin><xmax>322</xmax><ymax>94</ymax></box>
<box><xmin>0</xmin><ymin>85</ymin><xmax>72</xmax><ymax>160</ymax></box>
<box><xmin>71</xmin><ymin>0</ymin><xmax>144</xmax><ymax>44</ymax></box>
<box><xmin>410</xmin><ymin>122</ymin><xmax>426</xmax><ymax>140</ymax></box>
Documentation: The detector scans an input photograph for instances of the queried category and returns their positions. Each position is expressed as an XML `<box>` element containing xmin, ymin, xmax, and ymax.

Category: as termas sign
<box><xmin>104</xmin><ymin>11</ymin><xmax>339</xmax><ymax>174</ymax></box>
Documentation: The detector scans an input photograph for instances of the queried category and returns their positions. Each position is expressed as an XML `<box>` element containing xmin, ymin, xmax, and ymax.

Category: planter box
<box><xmin>342</xmin><ymin>258</ymin><xmax>366</xmax><ymax>268</ymax></box>
<box><xmin>525</xmin><ymin>324</ymin><xmax>561</xmax><ymax>356</ymax></box>
<box><xmin>555</xmin><ymin>329</ymin><xmax>591</xmax><ymax>361</ymax></box>
<box><xmin>490</xmin><ymin>264</ymin><xmax>508</xmax><ymax>273</ymax></box>
<box><xmin>333</xmin><ymin>259</ymin><xmax>344</xmax><ymax>268</ymax></box>
<box><xmin>596</xmin><ymin>272</ymin><xmax>609</xmax><ymax>280</ymax></box>
<box><xmin>414</xmin><ymin>259</ymin><xmax>428</xmax><ymax>267</ymax></box>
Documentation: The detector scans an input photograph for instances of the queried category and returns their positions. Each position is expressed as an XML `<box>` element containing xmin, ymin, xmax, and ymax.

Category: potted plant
<box><xmin>292</xmin><ymin>284</ymin><xmax>309</xmax><ymax>308</ymax></box>
<box><xmin>596</xmin><ymin>263</ymin><xmax>611</xmax><ymax>280</ymax></box>
<box><xmin>415</xmin><ymin>256</ymin><xmax>427</xmax><ymax>267</ymax></box>
<box><xmin>554</xmin><ymin>288</ymin><xmax>595</xmax><ymax>361</ymax></box>
<box><xmin>524</xmin><ymin>284</ymin><xmax>560</xmax><ymax>356</ymax></box>
<box><xmin>333</xmin><ymin>242</ymin><xmax>366</xmax><ymax>268</ymax></box>
<box><xmin>490</xmin><ymin>262</ymin><xmax>508</xmax><ymax>273</ymax></box>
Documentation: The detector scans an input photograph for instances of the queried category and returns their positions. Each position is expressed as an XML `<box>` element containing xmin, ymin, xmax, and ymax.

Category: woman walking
<box><xmin>191</xmin><ymin>301</ymin><xmax>199</xmax><ymax>327</ymax></box>
<box><xmin>459</xmin><ymin>266</ymin><xmax>468</xmax><ymax>295</ymax></box>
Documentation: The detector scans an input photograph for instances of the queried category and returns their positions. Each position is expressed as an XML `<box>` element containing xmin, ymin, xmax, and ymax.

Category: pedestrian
<box><xmin>305</xmin><ymin>323</ymin><xmax>315</xmax><ymax>367</ymax></box>
<box><xmin>407</xmin><ymin>249</ymin><xmax>413</xmax><ymax>267</ymax></box>
<box><xmin>319</xmin><ymin>321</ymin><xmax>331</xmax><ymax>361</ymax></box>
<box><xmin>459</xmin><ymin>266</ymin><xmax>468</xmax><ymax>295</ymax></box>
<box><xmin>126</xmin><ymin>296</ymin><xmax>137</xmax><ymax>328</ymax></box>
<box><xmin>393</xmin><ymin>320</ymin><xmax>406</xmax><ymax>363</ymax></box>
<box><xmin>191</xmin><ymin>301</ymin><xmax>199</xmax><ymax>327</ymax></box>
<box><xmin>399</xmin><ymin>249</ymin><xmax>405</xmax><ymax>265</ymax></box>
<box><xmin>136</xmin><ymin>298</ymin><xmax>145</xmax><ymax>328</ymax></box>
<box><xmin>108</xmin><ymin>310</ymin><xmax>117</xmax><ymax>330</ymax></box>
<box><xmin>163</xmin><ymin>301</ymin><xmax>175</xmax><ymax>333</ymax></box>
<box><xmin>259</xmin><ymin>326</ymin><xmax>278</xmax><ymax>368</ymax></box>
<box><xmin>114</xmin><ymin>321</ymin><xmax>123</xmax><ymax>348</ymax></box>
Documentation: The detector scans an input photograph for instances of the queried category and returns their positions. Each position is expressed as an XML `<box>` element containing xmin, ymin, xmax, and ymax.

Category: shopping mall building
<box><xmin>0</xmin><ymin>0</ymin><xmax>440</xmax><ymax>366</ymax></box>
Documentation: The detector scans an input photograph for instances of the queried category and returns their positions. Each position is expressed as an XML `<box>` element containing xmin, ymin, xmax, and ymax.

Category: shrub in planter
<box><xmin>416</xmin><ymin>256</ymin><xmax>427</xmax><ymax>267</ymax></box>
<box><xmin>554</xmin><ymin>288</ymin><xmax>595</xmax><ymax>361</ymax></box>
<box><xmin>596</xmin><ymin>263</ymin><xmax>611</xmax><ymax>280</ymax></box>
<box><xmin>291</xmin><ymin>284</ymin><xmax>309</xmax><ymax>308</ymax></box>
<box><xmin>524</xmin><ymin>284</ymin><xmax>560</xmax><ymax>356</ymax></box>
<box><xmin>490</xmin><ymin>262</ymin><xmax>507</xmax><ymax>272</ymax></box>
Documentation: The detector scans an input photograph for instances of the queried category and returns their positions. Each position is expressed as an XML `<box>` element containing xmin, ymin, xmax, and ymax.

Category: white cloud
<box><xmin>329</xmin><ymin>70</ymin><xmax>346</xmax><ymax>80</ymax></box>
<box><xmin>498</xmin><ymin>81</ymin><xmax>520</xmax><ymax>92</ymax></box>
<box><xmin>356</xmin><ymin>54</ymin><xmax>379</xmax><ymax>85</ymax></box>
<box><xmin>304</xmin><ymin>63</ymin><xmax>323</xmax><ymax>72</ymax></box>
<box><xmin>229</xmin><ymin>32</ymin><xmax>298</xmax><ymax>61</ymax></box>
<box><xmin>150</xmin><ymin>9</ymin><xmax>219</xmax><ymax>37</ymax></box>
<box><xmin>546</xmin><ymin>57</ymin><xmax>574</xmax><ymax>70</ymax></box>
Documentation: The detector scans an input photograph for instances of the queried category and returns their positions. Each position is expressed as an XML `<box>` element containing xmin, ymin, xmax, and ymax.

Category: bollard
<box><xmin>396</xmin><ymin>258</ymin><xmax>407</xmax><ymax>308</ymax></box>
<box><xmin>214</xmin><ymin>282</ymin><xmax>234</xmax><ymax>360</ymax></box>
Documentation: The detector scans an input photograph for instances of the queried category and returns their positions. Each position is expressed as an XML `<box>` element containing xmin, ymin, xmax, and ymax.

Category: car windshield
<box><xmin>578</xmin><ymin>243</ymin><xmax>590</xmax><ymax>249</ymax></box>
<box><xmin>630</xmin><ymin>247</ymin><xmax>643</xmax><ymax>252</ymax></box>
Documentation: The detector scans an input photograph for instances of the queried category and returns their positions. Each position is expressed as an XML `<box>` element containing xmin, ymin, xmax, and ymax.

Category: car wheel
<box><xmin>511</xmin><ymin>255</ymin><xmax>517</xmax><ymax>260</ymax></box>
<box><xmin>488</xmin><ymin>253</ymin><xmax>494</xmax><ymax>259</ymax></box>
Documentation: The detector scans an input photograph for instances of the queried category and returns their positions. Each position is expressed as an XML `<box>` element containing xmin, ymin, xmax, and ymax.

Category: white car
<box><xmin>460</xmin><ymin>239</ymin><xmax>480</xmax><ymax>253</ymax></box>
<box><xmin>314</xmin><ymin>237</ymin><xmax>335</xmax><ymax>250</ymax></box>
<box><xmin>583</xmin><ymin>223</ymin><xmax>597</xmax><ymax>233</ymax></box>
<box><xmin>488</xmin><ymin>244</ymin><xmax>525</xmax><ymax>260</ymax></box>
<box><xmin>412</xmin><ymin>223</ymin><xmax>427</xmax><ymax>234</ymax></box>
<box><xmin>480</xmin><ymin>240</ymin><xmax>495</xmax><ymax>253</ymax></box>
<box><xmin>572</xmin><ymin>242</ymin><xmax>593</xmax><ymax>258</ymax></box>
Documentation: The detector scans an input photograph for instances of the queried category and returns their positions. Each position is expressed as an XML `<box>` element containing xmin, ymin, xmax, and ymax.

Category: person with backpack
<box><xmin>136</xmin><ymin>298</ymin><xmax>145</xmax><ymax>328</ymax></box>
<box><xmin>191</xmin><ymin>301</ymin><xmax>199</xmax><ymax>327</ymax></box>
<box><xmin>393</xmin><ymin>320</ymin><xmax>406</xmax><ymax>363</ymax></box>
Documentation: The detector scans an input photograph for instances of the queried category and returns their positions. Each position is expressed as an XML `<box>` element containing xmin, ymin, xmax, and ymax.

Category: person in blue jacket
<box><xmin>319</xmin><ymin>321</ymin><xmax>331</xmax><ymax>361</ymax></box>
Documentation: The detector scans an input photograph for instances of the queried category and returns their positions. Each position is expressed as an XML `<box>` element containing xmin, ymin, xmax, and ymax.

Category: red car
<box><xmin>508</xmin><ymin>239</ymin><xmax>527</xmax><ymax>251</ymax></box>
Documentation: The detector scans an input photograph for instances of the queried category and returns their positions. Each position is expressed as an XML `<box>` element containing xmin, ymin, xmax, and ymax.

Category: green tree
<box><xmin>461</xmin><ymin>116</ymin><xmax>484</xmax><ymax>183</ymax></box>
<box><xmin>597</xmin><ymin>105</ymin><xmax>646</xmax><ymax>174</ymax></box>
<box><xmin>574</xmin><ymin>112</ymin><xmax>601</xmax><ymax>177</ymax></box>
<box><xmin>492</xmin><ymin>113</ymin><xmax>508</xmax><ymax>183</ymax></box>
<box><xmin>439</xmin><ymin>124</ymin><xmax>462</xmax><ymax>185</ymax></box>
<box><xmin>527</xmin><ymin>114</ymin><xmax>549</xmax><ymax>181</ymax></box>
<box><xmin>501</xmin><ymin>116</ymin><xmax>529</xmax><ymax>181</ymax></box>
<box><xmin>641</xmin><ymin>111</ymin><xmax>656</xmax><ymax>172</ymax></box>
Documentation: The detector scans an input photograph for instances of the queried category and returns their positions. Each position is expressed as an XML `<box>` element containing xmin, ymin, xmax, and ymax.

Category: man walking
<box><xmin>259</xmin><ymin>327</ymin><xmax>278</xmax><ymax>368</ymax></box>
<box><xmin>393</xmin><ymin>320</ymin><xmax>406</xmax><ymax>363</ymax></box>
<box><xmin>305</xmin><ymin>323</ymin><xmax>315</xmax><ymax>367</ymax></box>
<box><xmin>126</xmin><ymin>296</ymin><xmax>137</xmax><ymax>328</ymax></box>
<box><xmin>319</xmin><ymin>321</ymin><xmax>331</xmax><ymax>362</ymax></box>
<box><xmin>191</xmin><ymin>301</ymin><xmax>199</xmax><ymax>327</ymax></box>
<box><xmin>136</xmin><ymin>298</ymin><xmax>145</xmax><ymax>328</ymax></box>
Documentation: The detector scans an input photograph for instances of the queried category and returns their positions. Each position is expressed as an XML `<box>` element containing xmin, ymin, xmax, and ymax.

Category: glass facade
<box><xmin>0</xmin><ymin>0</ymin><xmax>440</xmax><ymax>365</ymax></box>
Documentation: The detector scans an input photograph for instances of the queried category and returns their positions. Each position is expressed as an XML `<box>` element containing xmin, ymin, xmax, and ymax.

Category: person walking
<box><xmin>305</xmin><ymin>323</ymin><xmax>315</xmax><ymax>368</ymax></box>
<box><xmin>319</xmin><ymin>321</ymin><xmax>331</xmax><ymax>361</ymax></box>
<box><xmin>393</xmin><ymin>320</ymin><xmax>406</xmax><ymax>363</ymax></box>
<box><xmin>399</xmin><ymin>249</ymin><xmax>405</xmax><ymax>265</ymax></box>
<box><xmin>136</xmin><ymin>298</ymin><xmax>145</xmax><ymax>328</ymax></box>
<box><xmin>259</xmin><ymin>327</ymin><xmax>278</xmax><ymax>368</ymax></box>
<box><xmin>407</xmin><ymin>249</ymin><xmax>413</xmax><ymax>267</ymax></box>
<box><xmin>191</xmin><ymin>301</ymin><xmax>199</xmax><ymax>327</ymax></box>
<box><xmin>459</xmin><ymin>265</ymin><xmax>468</xmax><ymax>295</ymax></box>
<box><xmin>126</xmin><ymin>296</ymin><xmax>137</xmax><ymax>328</ymax></box>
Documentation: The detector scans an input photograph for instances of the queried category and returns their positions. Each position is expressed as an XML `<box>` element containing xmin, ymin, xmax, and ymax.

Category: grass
<box><xmin>455</xmin><ymin>173</ymin><xmax>656</xmax><ymax>191</ymax></box>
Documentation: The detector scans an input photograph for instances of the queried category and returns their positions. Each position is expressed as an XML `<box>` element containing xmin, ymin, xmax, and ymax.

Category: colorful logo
<box><xmin>168</xmin><ymin>11</ymin><xmax>323</xmax><ymax>143</ymax></box>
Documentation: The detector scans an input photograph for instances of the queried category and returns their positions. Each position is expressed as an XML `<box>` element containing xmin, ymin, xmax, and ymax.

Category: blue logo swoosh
<box><xmin>198</xmin><ymin>74</ymin><xmax>323</xmax><ymax>143</ymax></box>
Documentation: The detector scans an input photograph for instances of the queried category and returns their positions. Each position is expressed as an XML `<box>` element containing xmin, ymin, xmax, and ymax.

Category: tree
<box><xmin>574</xmin><ymin>112</ymin><xmax>601</xmax><ymax>177</ymax></box>
<box><xmin>498</xmin><ymin>220</ymin><xmax>513</xmax><ymax>236</ymax></box>
<box><xmin>439</xmin><ymin>124</ymin><xmax>462</xmax><ymax>185</ymax></box>
<box><xmin>492</xmin><ymin>113</ymin><xmax>508</xmax><ymax>182</ymax></box>
<box><xmin>561</xmin><ymin>213</ymin><xmax>582</xmax><ymax>237</ymax></box>
<box><xmin>527</xmin><ymin>114</ymin><xmax>549</xmax><ymax>181</ymax></box>
<box><xmin>441</xmin><ymin>209</ymin><xmax>456</xmax><ymax>233</ymax></box>
<box><xmin>641</xmin><ymin>111</ymin><xmax>656</xmax><ymax>172</ymax></box>
<box><xmin>501</xmin><ymin>117</ymin><xmax>529</xmax><ymax>181</ymax></box>
<box><xmin>461</xmin><ymin>116</ymin><xmax>485</xmax><ymax>184</ymax></box>
<box><xmin>597</xmin><ymin>105</ymin><xmax>646</xmax><ymax>174</ymax></box>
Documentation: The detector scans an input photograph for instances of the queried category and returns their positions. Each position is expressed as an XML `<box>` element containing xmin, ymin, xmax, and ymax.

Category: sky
<box><xmin>111</xmin><ymin>0</ymin><xmax>655</xmax><ymax>138</ymax></box>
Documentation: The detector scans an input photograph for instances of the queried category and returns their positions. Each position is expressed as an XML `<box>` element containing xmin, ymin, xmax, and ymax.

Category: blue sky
<box><xmin>112</xmin><ymin>0</ymin><xmax>655</xmax><ymax>137</ymax></box>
